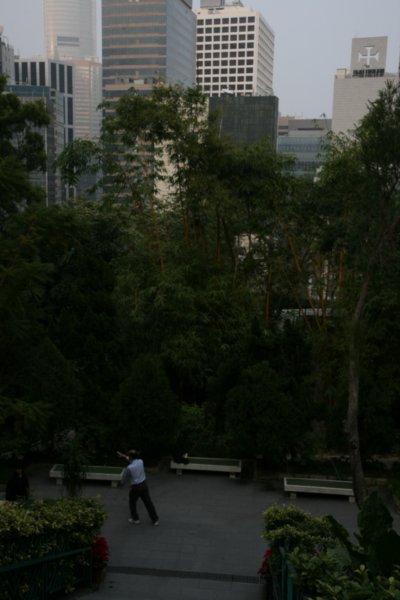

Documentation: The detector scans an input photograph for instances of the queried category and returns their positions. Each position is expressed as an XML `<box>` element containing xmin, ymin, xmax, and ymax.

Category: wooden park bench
<box><xmin>283</xmin><ymin>477</ymin><xmax>355</xmax><ymax>502</ymax></box>
<box><xmin>170</xmin><ymin>457</ymin><xmax>242</xmax><ymax>479</ymax></box>
<box><xmin>49</xmin><ymin>464</ymin><xmax>124</xmax><ymax>488</ymax></box>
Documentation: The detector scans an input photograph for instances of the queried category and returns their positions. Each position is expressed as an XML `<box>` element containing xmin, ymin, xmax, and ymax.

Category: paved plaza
<box><xmin>23</xmin><ymin>464</ymin><xmax>380</xmax><ymax>600</ymax></box>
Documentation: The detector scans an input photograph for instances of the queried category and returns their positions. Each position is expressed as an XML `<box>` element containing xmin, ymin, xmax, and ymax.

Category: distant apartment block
<box><xmin>102</xmin><ymin>0</ymin><xmax>196</xmax><ymax>105</ymax></box>
<box><xmin>278</xmin><ymin>117</ymin><xmax>331</xmax><ymax>177</ymax></box>
<box><xmin>332</xmin><ymin>36</ymin><xmax>398</xmax><ymax>134</ymax></box>
<box><xmin>195</xmin><ymin>0</ymin><xmax>274</xmax><ymax>97</ymax></box>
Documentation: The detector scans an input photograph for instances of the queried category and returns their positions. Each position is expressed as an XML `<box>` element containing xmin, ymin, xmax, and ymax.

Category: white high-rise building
<box><xmin>44</xmin><ymin>0</ymin><xmax>102</xmax><ymax>196</ymax></box>
<box><xmin>195</xmin><ymin>0</ymin><xmax>274</xmax><ymax>97</ymax></box>
<box><xmin>332</xmin><ymin>36</ymin><xmax>398</xmax><ymax>134</ymax></box>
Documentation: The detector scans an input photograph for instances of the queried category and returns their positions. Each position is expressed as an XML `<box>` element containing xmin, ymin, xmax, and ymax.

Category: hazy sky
<box><xmin>1</xmin><ymin>0</ymin><xmax>399</xmax><ymax>117</ymax></box>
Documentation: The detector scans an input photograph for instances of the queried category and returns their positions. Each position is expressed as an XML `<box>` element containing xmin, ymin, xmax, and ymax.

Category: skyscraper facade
<box><xmin>332</xmin><ymin>36</ymin><xmax>398</xmax><ymax>134</ymax></box>
<box><xmin>44</xmin><ymin>0</ymin><xmax>97</xmax><ymax>61</ymax></box>
<box><xmin>12</xmin><ymin>58</ymin><xmax>75</xmax><ymax>204</ymax></box>
<box><xmin>102</xmin><ymin>0</ymin><xmax>196</xmax><ymax>104</ymax></box>
<box><xmin>195</xmin><ymin>0</ymin><xmax>274</xmax><ymax>97</ymax></box>
<box><xmin>44</xmin><ymin>0</ymin><xmax>102</xmax><ymax>196</ymax></box>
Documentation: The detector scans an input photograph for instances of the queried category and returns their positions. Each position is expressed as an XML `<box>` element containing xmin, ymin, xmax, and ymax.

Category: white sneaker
<box><xmin>128</xmin><ymin>518</ymin><xmax>140</xmax><ymax>525</ymax></box>
<box><xmin>153</xmin><ymin>521</ymin><xmax>160</xmax><ymax>527</ymax></box>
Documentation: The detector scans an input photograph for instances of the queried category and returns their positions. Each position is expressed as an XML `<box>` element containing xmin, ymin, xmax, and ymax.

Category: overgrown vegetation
<box><xmin>1</xmin><ymin>77</ymin><xmax>400</xmax><ymax>501</ymax></box>
<box><xmin>263</xmin><ymin>493</ymin><xmax>400</xmax><ymax>599</ymax></box>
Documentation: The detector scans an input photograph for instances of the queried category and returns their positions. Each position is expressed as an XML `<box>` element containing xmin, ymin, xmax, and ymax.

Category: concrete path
<box><xmin>26</xmin><ymin>465</ymin><xmax>371</xmax><ymax>600</ymax></box>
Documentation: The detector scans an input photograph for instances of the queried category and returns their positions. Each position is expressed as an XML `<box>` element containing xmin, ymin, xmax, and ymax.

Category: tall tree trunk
<box><xmin>346</xmin><ymin>278</ymin><xmax>369</xmax><ymax>507</ymax></box>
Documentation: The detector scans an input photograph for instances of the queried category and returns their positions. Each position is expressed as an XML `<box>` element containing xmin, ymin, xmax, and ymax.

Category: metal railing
<box><xmin>269</xmin><ymin>548</ymin><xmax>305</xmax><ymax>600</ymax></box>
<box><xmin>0</xmin><ymin>546</ymin><xmax>92</xmax><ymax>599</ymax></box>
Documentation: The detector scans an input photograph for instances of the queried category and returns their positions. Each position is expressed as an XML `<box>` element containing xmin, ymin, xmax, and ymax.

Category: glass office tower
<box><xmin>44</xmin><ymin>0</ymin><xmax>97</xmax><ymax>60</ymax></box>
<box><xmin>102</xmin><ymin>0</ymin><xmax>196</xmax><ymax>104</ymax></box>
<box><xmin>44</xmin><ymin>0</ymin><xmax>102</xmax><ymax>197</ymax></box>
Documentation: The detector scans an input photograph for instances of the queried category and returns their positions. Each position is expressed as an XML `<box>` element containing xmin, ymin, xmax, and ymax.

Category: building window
<box><xmin>197</xmin><ymin>27</ymin><xmax>204</xmax><ymax>34</ymax></box>
<box><xmin>30</xmin><ymin>62</ymin><xmax>37</xmax><ymax>86</ymax></box>
<box><xmin>67</xmin><ymin>97</ymin><xmax>73</xmax><ymax>125</ymax></box>
<box><xmin>231</xmin><ymin>17</ymin><xmax>237</xmax><ymax>23</ymax></box>
<box><xmin>21</xmin><ymin>62</ymin><xmax>28</xmax><ymax>84</ymax></box>
<box><xmin>50</xmin><ymin>62</ymin><xmax>57</xmax><ymax>88</ymax></box>
<box><xmin>39</xmin><ymin>61</ymin><xmax>46</xmax><ymax>86</ymax></box>
<box><xmin>231</xmin><ymin>26</ymin><xmax>237</xmax><ymax>32</ymax></box>
<box><xmin>67</xmin><ymin>65</ymin><xmax>73</xmax><ymax>94</ymax></box>
<box><xmin>239</xmin><ymin>17</ymin><xmax>247</xmax><ymax>22</ymax></box>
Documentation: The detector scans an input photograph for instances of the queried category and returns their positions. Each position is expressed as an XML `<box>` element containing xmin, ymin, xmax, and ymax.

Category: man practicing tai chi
<box><xmin>118</xmin><ymin>449</ymin><xmax>159</xmax><ymax>526</ymax></box>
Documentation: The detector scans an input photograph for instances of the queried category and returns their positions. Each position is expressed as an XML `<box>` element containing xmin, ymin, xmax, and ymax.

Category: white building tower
<box><xmin>195</xmin><ymin>0</ymin><xmax>274</xmax><ymax>97</ymax></box>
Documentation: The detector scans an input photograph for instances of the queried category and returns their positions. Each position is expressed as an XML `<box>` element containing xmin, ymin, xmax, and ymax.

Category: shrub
<box><xmin>0</xmin><ymin>497</ymin><xmax>106</xmax><ymax>566</ymax></box>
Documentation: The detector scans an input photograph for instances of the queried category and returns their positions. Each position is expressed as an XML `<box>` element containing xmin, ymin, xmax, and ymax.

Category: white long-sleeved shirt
<box><xmin>122</xmin><ymin>458</ymin><xmax>146</xmax><ymax>486</ymax></box>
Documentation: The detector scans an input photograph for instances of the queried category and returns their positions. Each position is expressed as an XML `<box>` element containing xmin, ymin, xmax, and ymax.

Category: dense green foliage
<box><xmin>263</xmin><ymin>494</ymin><xmax>400</xmax><ymax>599</ymax></box>
<box><xmin>1</xmin><ymin>80</ymin><xmax>400</xmax><ymax>471</ymax></box>
<box><xmin>0</xmin><ymin>497</ymin><xmax>106</xmax><ymax>566</ymax></box>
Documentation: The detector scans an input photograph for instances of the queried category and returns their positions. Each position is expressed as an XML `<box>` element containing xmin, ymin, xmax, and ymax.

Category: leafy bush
<box><xmin>262</xmin><ymin>495</ymin><xmax>400</xmax><ymax>599</ymax></box>
<box><xmin>262</xmin><ymin>503</ymin><xmax>339</xmax><ymax>552</ymax></box>
<box><xmin>0</xmin><ymin>497</ymin><xmax>106</xmax><ymax>566</ymax></box>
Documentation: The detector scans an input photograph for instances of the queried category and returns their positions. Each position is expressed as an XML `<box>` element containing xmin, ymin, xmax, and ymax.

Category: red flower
<box><xmin>93</xmin><ymin>535</ymin><xmax>109</xmax><ymax>568</ymax></box>
<box><xmin>258</xmin><ymin>549</ymin><xmax>272</xmax><ymax>576</ymax></box>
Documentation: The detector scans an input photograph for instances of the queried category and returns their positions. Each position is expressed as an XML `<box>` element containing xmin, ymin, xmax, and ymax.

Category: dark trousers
<box><xmin>129</xmin><ymin>481</ymin><xmax>158</xmax><ymax>523</ymax></box>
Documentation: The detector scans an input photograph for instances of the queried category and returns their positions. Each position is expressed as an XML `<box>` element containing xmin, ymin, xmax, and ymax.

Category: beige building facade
<box><xmin>332</xmin><ymin>36</ymin><xmax>398</xmax><ymax>134</ymax></box>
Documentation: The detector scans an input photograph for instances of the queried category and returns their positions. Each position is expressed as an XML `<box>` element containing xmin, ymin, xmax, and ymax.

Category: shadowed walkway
<box><xmin>25</xmin><ymin>464</ymin><xmax>369</xmax><ymax>599</ymax></box>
